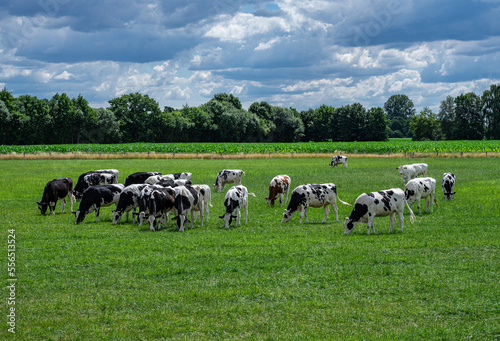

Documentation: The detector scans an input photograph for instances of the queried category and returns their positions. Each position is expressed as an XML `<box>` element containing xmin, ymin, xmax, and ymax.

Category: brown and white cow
<box><xmin>265</xmin><ymin>175</ymin><xmax>291</xmax><ymax>207</ymax></box>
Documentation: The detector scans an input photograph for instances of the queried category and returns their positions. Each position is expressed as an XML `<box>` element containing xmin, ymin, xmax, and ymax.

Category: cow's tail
<box><xmin>434</xmin><ymin>196</ymin><xmax>439</xmax><ymax>208</ymax></box>
<box><xmin>337</xmin><ymin>193</ymin><xmax>352</xmax><ymax>206</ymax></box>
<box><xmin>242</xmin><ymin>171</ymin><xmax>246</xmax><ymax>176</ymax></box>
<box><xmin>404</xmin><ymin>198</ymin><xmax>416</xmax><ymax>224</ymax></box>
<box><xmin>208</xmin><ymin>188</ymin><xmax>213</xmax><ymax>207</ymax></box>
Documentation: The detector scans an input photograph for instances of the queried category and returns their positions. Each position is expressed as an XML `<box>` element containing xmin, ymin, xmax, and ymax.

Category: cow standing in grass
<box><xmin>37</xmin><ymin>178</ymin><xmax>75</xmax><ymax>215</ymax></box>
<box><xmin>265</xmin><ymin>175</ymin><xmax>291</xmax><ymax>207</ymax></box>
<box><xmin>75</xmin><ymin>184</ymin><xmax>124</xmax><ymax>224</ymax></box>
<box><xmin>281</xmin><ymin>183</ymin><xmax>350</xmax><ymax>224</ymax></box>
<box><xmin>405</xmin><ymin>177</ymin><xmax>438</xmax><ymax>214</ymax></box>
<box><xmin>442</xmin><ymin>173</ymin><xmax>456</xmax><ymax>200</ymax></box>
<box><xmin>213</xmin><ymin>169</ymin><xmax>245</xmax><ymax>192</ymax></box>
<box><xmin>219</xmin><ymin>185</ymin><xmax>255</xmax><ymax>229</ymax></box>
<box><xmin>344</xmin><ymin>188</ymin><xmax>415</xmax><ymax>235</ymax></box>
<box><xmin>112</xmin><ymin>184</ymin><xmax>147</xmax><ymax>224</ymax></box>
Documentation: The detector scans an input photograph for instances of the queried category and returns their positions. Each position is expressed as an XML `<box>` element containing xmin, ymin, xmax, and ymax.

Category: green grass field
<box><xmin>1</xmin><ymin>157</ymin><xmax>499</xmax><ymax>340</ymax></box>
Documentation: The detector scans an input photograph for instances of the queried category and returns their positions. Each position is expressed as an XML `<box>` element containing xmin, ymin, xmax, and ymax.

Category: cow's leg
<box><xmin>416</xmin><ymin>197</ymin><xmax>421</xmax><ymax>214</ymax></box>
<box><xmin>322</xmin><ymin>205</ymin><xmax>329</xmax><ymax>223</ymax></box>
<box><xmin>389</xmin><ymin>212</ymin><xmax>396</xmax><ymax>233</ymax></box>
<box><xmin>331</xmin><ymin>202</ymin><xmax>339</xmax><ymax>222</ymax></box>
<box><xmin>205</xmin><ymin>202</ymin><xmax>210</xmax><ymax>222</ymax></box>
<box><xmin>398</xmin><ymin>210</ymin><xmax>404</xmax><ymax>232</ymax></box>
<box><xmin>95</xmin><ymin>207</ymin><xmax>100</xmax><ymax>222</ymax></box>
<box><xmin>367</xmin><ymin>216</ymin><xmax>375</xmax><ymax>235</ymax></box>
<box><xmin>60</xmin><ymin>198</ymin><xmax>65</xmax><ymax>213</ymax></box>
<box><xmin>284</xmin><ymin>189</ymin><xmax>289</xmax><ymax>207</ymax></box>
<box><xmin>69</xmin><ymin>192</ymin><xmax>75</xmax><ymax>212</ymax></box>
<box><xmin>279</xmin><ymin>193</ymin><xmax>283</xmax><ymax>206</ymax></box>
<box><xmin>424</xmin><ymin>196</ymin><xmax>430</xmax><ymax>213</ymax></box>
<box><xmin>236</xmin><ymin>208</ymin><xmax>241</xmax><ymax>227</ymax></box>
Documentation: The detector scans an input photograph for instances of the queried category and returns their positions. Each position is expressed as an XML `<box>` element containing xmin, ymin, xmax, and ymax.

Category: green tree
<box><xmin>482</xmin><ymin>84</ymin><xmax>500</xmax><ymax>140</ymax></box>
<box><xmin>270</xmin><ymin>107</ymin><xmax>304</xmax><ymax>142</ymax></box>
<box><xmin>453</xmin><ymin>93</ymin><xmax>484</xmax><ymax>140</ymax></box>
<box><xmin>384</xmin><ymin>94</ymin><xmax>415</xmax><ymax>137</ymax></box>
<box><xmin>410</xmin><ymin>107</ymin><xmax>441</xmax><ymax>141</ymax></box>
<box><xmin>89</xmin><ymin>108</ymin><xmax>121</xmax><ymax>143</ymax></box>
<box><xmin>108</xmin><ymin>93</ymin><xmax>162</xmax><ymax>142</ymax></box>
<box><xmin>438</xmin><ymin>95</ymin><xmax>455</xmax><ymax>140</ymax></box>
<box><xmin>15</xmin><ymin>95</ymin><xmax>51</xmax><ymax>144</ymax></box>
<box><xmin>0</xmin><ymin>100</ymin><xmax>13</xmax><ymax>144</ymax></box>
<box><xmin>366</xmin><ymin>107</ymin><xmax>389</xmax><ymax>141</ymax></box>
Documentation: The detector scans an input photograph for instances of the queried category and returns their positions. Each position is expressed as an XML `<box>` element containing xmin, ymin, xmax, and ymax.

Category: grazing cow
<box><xmin>192</xmin><ymin>184</ymin><xmax>213</xmax><ymax>224</ymax></box>
<box><xmin>124</xmin><ymin>172</ymin><xmax>161</xmax><ymax>186</ymax></box>
<box><xmin>213</xmin><ymin>169</ymin><xmax>245</xmax><ymax>192</ymax></box>
<box><xmin>37</xmin><ymin>178</ymin><xmax>75</xmax><ymax>215</ymax></box>
<box><xmin>112</xmin><ymin>184</ymin><xmax>147</xmax><ymax>224</ymax></box>
<box><xmin>344</xmin><ymin>188</ymin><xmax>415</xmax><ymax>235</ymax></box>
<box><xmin>265</xmin><ymin>175</ymin><xmax>291</xmax><ymax>207</ymax></box>
<box><xmin>219</xmin><ymin>185</ymin><xmax>256</xmax><ymax>229</ymax></box>
<box><xmin>405</xmin><ymin>177</ymin><xmax>438</xmax><ymax>214</ymax></box>
<box><xmin>145</xmin><ymin>175</ymin><xmax>192</xmax><ymax>185</ymax></box>
<box><xmin>75</xmin><ymin>184</ymin><xmax>124</xmax><ymax>224</ymax></box>
<box><xmin>396</xmin><ymin>163</ymin><xmax>428</xmax><ymax>184</ymax></box>
<box><xmin>281</xmin><ymin>183</ymin><xmax>351</xmax><ymax>224</ymax></box>
<box><xmin>442</xmin><ymin>173</ymin><xmax>456</xmax><ymax>200</ymax></box>
<box><xmin>137</xmin><ymin>185</ymin><xmax>164</xmax><ymax>225</ymax></box>
<box><xmin>157</xmin><ymin>179</ymin><xmax>192</xmax><ymax>187</ymax></box>
<box><xmin>74</xmin><ymin>170</ymin><xmax>119</xmax><ymax>199</ymax></box>
<box><xmin>330</xmin><ymin>155</ymin><xmax>348</xmax><ymax>168</ymax></box>
<box><xmin>146</xmin><ymin>187</ymin><xmax>176</xmax><ymax>231</ymax></box>
<box><xmin>171</xmin><ymin>185</ymin><xmax>199</xmax><ymax>232</ymax></box>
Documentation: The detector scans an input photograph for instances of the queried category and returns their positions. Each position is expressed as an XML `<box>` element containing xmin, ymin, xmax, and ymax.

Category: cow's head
<box><xmin>344</xmin><ymin>217</ymin><xmax>358</xmax><ymax>235</ymax></box>
<box><xmin>281</xmin><ymin>209</ymin><xmax>294</xmax><ymax>223</ymax></box>
<box><xmin>265</xmin><ymin>196</ymin><xmax>276</xmax><ymax>207</ymax></box>
<box><xmin>74</xmin><ymin>210</ymin><xmax>86</xmax><ymax>224</ymax></box>
<box><xmin>219</xmin><ymin>213</ymin><xmax>237</xmax><ymax>229</ymax></box>
<box><xmin>112</xmin><ymin>210</ymin><xmax>122</xmax><ymax>225</ymax></box>
<box><xmin>37</xmin><ymin>201</ymin><xmax>49</xmax><ymax>215</ymax></box>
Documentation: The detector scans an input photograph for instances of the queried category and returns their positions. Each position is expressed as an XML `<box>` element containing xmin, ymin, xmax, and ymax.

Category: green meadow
<box><xmin>1</xmin><ymin>157</ymin><xmax>499</xmax><ymax>340</ymax></box>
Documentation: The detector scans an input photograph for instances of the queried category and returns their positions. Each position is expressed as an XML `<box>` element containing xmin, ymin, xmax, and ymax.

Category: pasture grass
<box><xmin>1</xmin><ymin>157</ymin><xmax>499</xmax><ymax>340</ymax></box>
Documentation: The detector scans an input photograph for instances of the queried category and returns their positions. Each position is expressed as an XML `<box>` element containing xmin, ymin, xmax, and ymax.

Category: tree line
<box><xmin>0</xmin><ymin>85</ymin><xmax>498</xmax><ymax>145</ymax></box>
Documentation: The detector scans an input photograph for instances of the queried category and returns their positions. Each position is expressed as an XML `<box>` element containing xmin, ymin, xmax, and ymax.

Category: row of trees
<box><xmin>0</xmin><ymin>85</ymin><xmax>498</xmax><ymax>145</ymax></box>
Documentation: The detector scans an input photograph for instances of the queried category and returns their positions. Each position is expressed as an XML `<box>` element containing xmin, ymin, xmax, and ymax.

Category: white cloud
<box><xmin>53</xmin><ymin>70</ymin><xmax>74</xmax><ymax>80</ymax></box>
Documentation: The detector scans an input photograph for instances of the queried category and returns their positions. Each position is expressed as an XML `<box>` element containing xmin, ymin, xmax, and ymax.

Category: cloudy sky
<box><xmin>1</xmin><ymin>0</ymin><xmax>500</xmax><ymax>112</ymax></box>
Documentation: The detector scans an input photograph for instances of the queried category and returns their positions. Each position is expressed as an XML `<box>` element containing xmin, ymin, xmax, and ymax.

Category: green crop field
<box><xmin>1</xmin><ymin>157</ymin><xmax>499</xmax><ymax>340</ymax></box>
<box><xmin>1</xmin><ymin>139</ymin><xmax>500</xmax><ymax>156</ymax></box>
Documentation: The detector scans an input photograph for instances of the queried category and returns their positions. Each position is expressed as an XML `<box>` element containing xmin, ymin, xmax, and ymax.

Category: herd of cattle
<box><xmin>36</xmin><ymin>156</ymin><xmax>456</xmax><ymax>234</ymax></box>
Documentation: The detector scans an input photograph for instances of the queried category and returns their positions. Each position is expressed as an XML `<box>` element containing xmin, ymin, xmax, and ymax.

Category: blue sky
<box><xmin>1</xmin><ymin>0</ymin><xmax>499</xmax><ymax>112</ymax></box>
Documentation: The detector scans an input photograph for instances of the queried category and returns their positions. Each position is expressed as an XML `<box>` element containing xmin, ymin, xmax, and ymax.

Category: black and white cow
<box><xmin>145</xmin><ymin>175</ymin><xmax>192</xmax><ymax>185</ymax></box>
<box><xmin>124</xmin><ymin>172</ymin><xmax>162</xmax><ymax>186</ymax></box>
<box><xmin>344</xmin><ymin>188</ymin><xmax>415</xmax><ymax>235</ymax></box>
<box><xmin>75</xmin><ymin>184</ymin><xmax>124</xmax><ymax>224</ymax></box>
<box><xmin>191</xmin><ymin>184</ymin><xmax>213</xmax><ymax>226</ymax></box>
<box><xmin>112</xmin><ymin>184</ymin><xmax>148</xmax><ymax>224</ymax></box>
<box><xmin>405</xmin><ymin>177</ymin><xmax>438</xmax><ymax>214</ymax></box>
<box><xmin>171</xmin><ymin>185</ymin><xmax>199</xmax><ymax>232</ymax></box>
<box><xmin>137</xmin><ymin>185</ymin><xmax>164</xmax><ymax>226</ymax></box>
<box><xmin>213</xmin><ymin>169</ymin><xmax>245</xmax><ymax>192</ymax></box>
<box><xmin>219</xmin><ymin>185</ymin><xmax>256</xmax><ymax>229</ymax></box>
<box><xmin>281</xmin><ymin>184</ymin><xmax>351</xmax><ymax>224</ymax></box>
<box><xmin>330</xmin><ymin>155</ymin><xmax>347</xmax><ymax>168</ymax></box>
<box><xmin>73</xmin><ymin>170</ymin><xmax>119</xmax><ymax>199</ymax></box>
<box><xmin>146</xmin><ymin>187</ymin><xmax>176</xmax><ymax>231</ymax></box>
<box><xmin>37</xmin><ymin>178</ymin><xmax>75</xmax><ymax>215</ymax></box>
<box><xmin>442</xmin><ymin>173</ymin><xmax>456</xmax><ymax>200</ymax></box>
<box><xmin>157</xmin><ymin>179</ymin><xmax>192</xmax><ymax>187</ymax></box>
